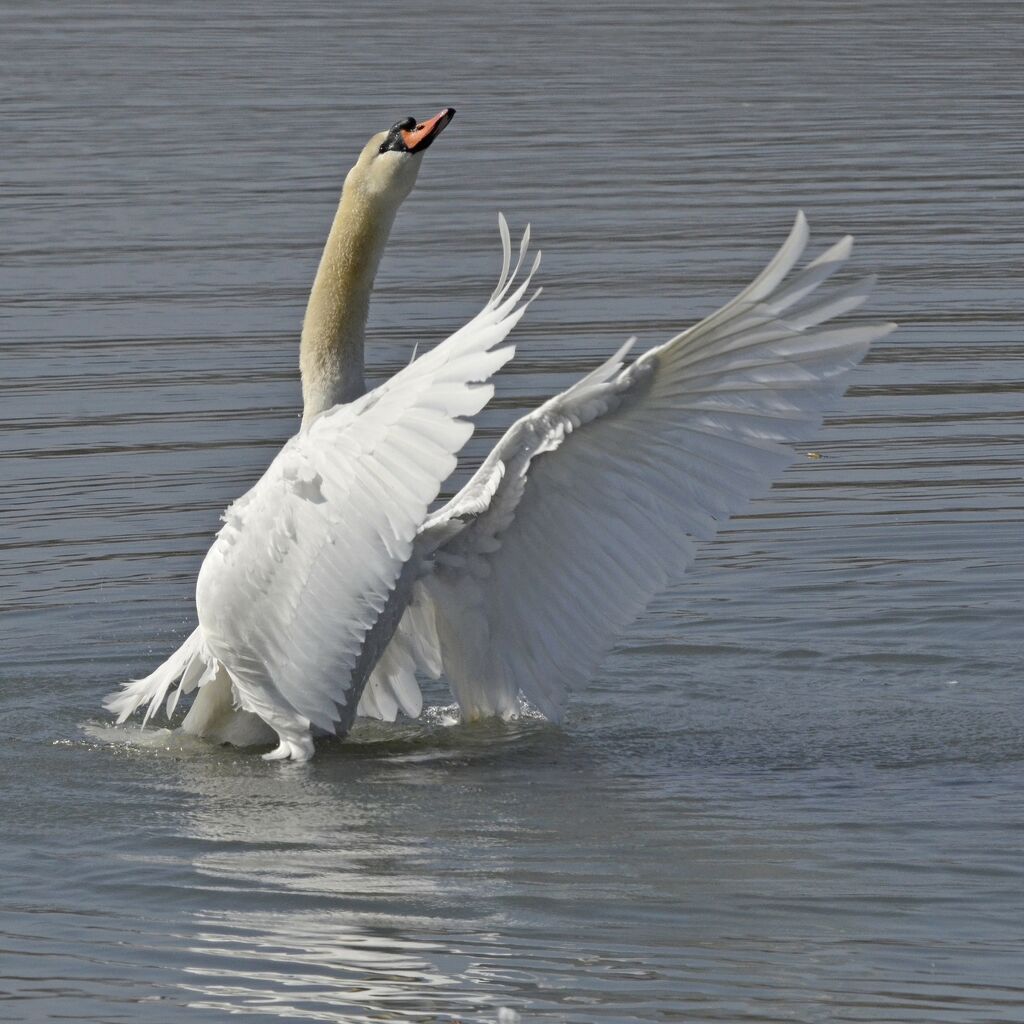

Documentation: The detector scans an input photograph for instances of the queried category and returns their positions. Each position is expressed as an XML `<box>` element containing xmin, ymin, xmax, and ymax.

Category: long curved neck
<box><xmin>300</xmin><ymin>187</ymin><xmax>399</xmax><ymax>423</ymax></box>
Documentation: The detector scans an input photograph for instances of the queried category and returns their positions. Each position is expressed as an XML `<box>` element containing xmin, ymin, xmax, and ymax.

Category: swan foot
<box><xmin>262</xmin><ymin>732</ymin><xmax>315</xmax><ymax>762</ymax></box>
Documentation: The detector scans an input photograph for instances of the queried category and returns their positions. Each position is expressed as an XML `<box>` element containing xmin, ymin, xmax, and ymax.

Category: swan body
<box><xmin>107</xmin><ymin>110</ymin><xmax>539</xmax><ymax>759</ymax></box>
<box><xmin>107</xmin><ymin>110</ymin><xmax>895</xmax><ymax>759</ymax></box>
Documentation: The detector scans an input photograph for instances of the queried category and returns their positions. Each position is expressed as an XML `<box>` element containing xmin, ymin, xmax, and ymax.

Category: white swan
<box><xmin>108</xmin><ymin>110</ymin><xmax>895</xmax><ymax>760</ymax></box>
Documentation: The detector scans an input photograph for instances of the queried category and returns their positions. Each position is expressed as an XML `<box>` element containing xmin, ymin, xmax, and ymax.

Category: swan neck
<box><xmin>300</xmin><ymin>188</ymin><xmax>398</xmax><ymax>422</ymax></box>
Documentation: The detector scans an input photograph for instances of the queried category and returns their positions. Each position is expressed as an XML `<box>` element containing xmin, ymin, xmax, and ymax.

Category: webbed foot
<box><xmin>262</xmin><ymin>733</ymin><xmax>315</xmax><ymax>762</ymax></box>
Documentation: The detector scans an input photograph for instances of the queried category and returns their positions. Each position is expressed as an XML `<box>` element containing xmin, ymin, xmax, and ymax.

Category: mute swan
<box><xmin>107</xmin><ymin>109</ymin><xmax>895</xmax><ymax>760</ymax></box>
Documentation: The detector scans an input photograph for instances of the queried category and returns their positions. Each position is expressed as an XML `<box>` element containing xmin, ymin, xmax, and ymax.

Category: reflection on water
<box><xmin>173</xmin><ymin>723</ymin><xmax>527</xmax><ymax>1020</ymax></box>
<box><xmin>125</xmin><ymin>716</ymin><xmax>802</xmax><ymax>1021</ymax></box>
<box><xmin>66</xmin><ymin>699</ymin><xmax>1024</xmax><ymax>1022</ymax></box>
<box><xmin>3</xmin><ymin>0</ymin><xmax>1023</xmax><ymax>1020</ymax></box>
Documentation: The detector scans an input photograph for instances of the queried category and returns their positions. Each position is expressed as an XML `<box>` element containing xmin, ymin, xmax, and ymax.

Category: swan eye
<box><xmin>378</xmin><ymin>142</ymin><xmax>388</xmax><ymax>154</ymax></box>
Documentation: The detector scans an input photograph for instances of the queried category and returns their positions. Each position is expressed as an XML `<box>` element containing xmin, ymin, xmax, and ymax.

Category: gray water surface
<box><xmin>3</xmin><ymin>2</ymin><xmax>1023</xmax><ymax>1021</ymax></box>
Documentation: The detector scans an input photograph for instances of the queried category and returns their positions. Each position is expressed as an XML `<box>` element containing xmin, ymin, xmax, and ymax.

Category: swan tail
<box><xmin>180</xmin><ymin>671</ymin><xmax>277</xmax><ymax>746</ymax></box>
<box><xmin>103</xmin><ymin>626</ymin><xmax>215</xmax><ymax>726</ymax></box>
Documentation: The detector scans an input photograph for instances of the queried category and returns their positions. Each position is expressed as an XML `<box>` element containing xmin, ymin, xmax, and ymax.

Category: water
<box><xmin>2</xmin><ymin>1</ymin><xmax>1022</xmax><ymax>1020</ymax></box>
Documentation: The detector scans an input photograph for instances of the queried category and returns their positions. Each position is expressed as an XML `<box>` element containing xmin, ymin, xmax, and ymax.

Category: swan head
<box><xmin>345</xmin><ymin>108</ymin><xmax>455</xmax><ymax>208</ymax></box>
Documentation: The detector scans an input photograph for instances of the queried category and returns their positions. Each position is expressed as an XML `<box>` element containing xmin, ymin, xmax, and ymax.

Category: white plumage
<box><xmin>105</xmin><ymin>225</ymin><xmax>539</xmax><ymax>760</ymax></box>
<box><xmin>359</xmin><ymin>211</ymin><xmax>895</xmax><ymax>725</ymax></box>
<box><xmin>107</xmin><ymin>112</ymin><xmax>895</xmax><ymax>760</ymax></box>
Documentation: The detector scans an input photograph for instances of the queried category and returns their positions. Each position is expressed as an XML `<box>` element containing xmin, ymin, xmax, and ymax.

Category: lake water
<box><xmin>2</xmin><ymin>1</ymin><xmax>1022</xmax><ymax>1021</ymax></box>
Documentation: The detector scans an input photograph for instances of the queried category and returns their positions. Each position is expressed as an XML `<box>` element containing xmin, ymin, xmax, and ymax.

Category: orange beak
<box><xmin>401</xmin><ymin>108</ymin><xmax>456</xmax><ymax>153</ymax></box>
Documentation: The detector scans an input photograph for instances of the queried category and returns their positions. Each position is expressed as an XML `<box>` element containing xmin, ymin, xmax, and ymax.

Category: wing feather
<box><xmin>196</xmin><ymin>228</ymin><xmax>541</xmax><ymax>743</ymax></box>
<box><xmin>372</xmin><ymin>212</ymin><xmax>894</xmax><ymax>723</ymax></box>
<box><xmin>110</xmin><ymin>220</ymin><xmax>540</xmax><ymax>752</ymax></box>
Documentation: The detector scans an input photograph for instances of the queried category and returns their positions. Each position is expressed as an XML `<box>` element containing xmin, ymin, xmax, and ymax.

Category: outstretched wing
<box><xmin>109</xmin><ymin>221</ymin><xmax>539</xmax><ymax>751</ymax></box>
<box><xmin>367</xmin><ymin>212</ymin><xmax>895</xmax><ymax>722</ymax></box>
